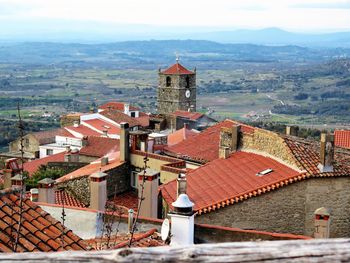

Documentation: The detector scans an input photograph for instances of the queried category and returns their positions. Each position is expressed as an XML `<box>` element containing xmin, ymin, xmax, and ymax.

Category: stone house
<box><xmin>159</xmin><ymin>120</ymin><xmax>350</xmax><ymax>238</ymax></box>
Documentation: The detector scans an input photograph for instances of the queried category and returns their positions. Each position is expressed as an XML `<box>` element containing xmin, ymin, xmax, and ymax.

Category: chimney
<box><xmin>90</xmin><ymin>171</ymin><xmax>107</xmax><ymax>211</ymax></box>
<box><xmin>314</xmin><ymin>207</ymin><xmax>331</xmax><ymax>238</ymax></box>
<box><xmin>30</xmin><ymin>188</ymin><xmax>39</xmax><ymax>202</ymax></box>
<box><xmin>124</xmin><ymin>103</ymin><xmax>130</xmax><ymax>115</ymax></box>
<box><xmin>73</xmin><ymin>121</ymin><xmax>79</xmax><ymax>128</ymax></box>
<box><xmin>64</xmin><ymin>153</ymin><xmax>71</xmax><ymax>162</ymax></box>
<box><xmin>317</xmin><ymin>133</ymin><xmax>335</xmax><ymax>173</ymax></box>
<box><xmin>89</xmin><ymin>107</ymin><xmax>95</xmax><ymax>113</ymax></box>
<box><xmin>102</xmin><ymin>130</ymin><xmax>108</xmax><ymax>137</ymax></box>
<box><xmin>11</xmin><ymin>174</ymin><xmax>24</xmax><ymax>189</ymax></box>
<box><xmin>219</xmin><ymin>124</ymin><xmax>240</xmax><ymax>159</ymax></box>
<box><xmin>128</xmin><ymin>209</ymin><xmax>134</xmax><ymax>233</ymax></box>
<box><xmin>3</xmin><ymin>169</ymin><xmax>13</xmax><ymax>189</ymax></box>
<box><xmin>138</xmin><ymin>168</ymin><xmax>159</xmax><ymax>218</ymax></box>
<box><xmin>120</xmin><ymin>122</ymin><xmax>130</xmax><ymax>162</ymax></box>
<box><xmin>38</xmin><ymin>178</ymin><xmax>56</xmax><ymax>204</ymax></box>
<box><xmin>101</xmin><ymin>157</ymin><xmax>108</xmax><ymax>166</ymax></box>
<box><xmin>168</xmin><ymin>194</ymin><xmax>195</xmax><ymax>246</ymax></box>
<box><xmin>82</xmin><ymin>136</ymin><xmax>88</xmax><ymax>146</ymax></box>
<box><xmin>177</xmin><ymin>173</ymin><xmax>187</xmax><ymax>198</ymax></box>
<box><xmin>70</xmin><ymin>148</ymin><xmax>79</xmax><ymax>162</ymax></box>
<box><xmin>286</xmin><ymin>125</ymin><xmax>299</xmax><ymax>136</ymax></box>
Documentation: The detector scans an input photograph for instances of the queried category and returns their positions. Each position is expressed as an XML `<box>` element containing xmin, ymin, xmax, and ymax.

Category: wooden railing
<box><xmin>1</xmin><ymin>239</ymin><xmax>350</xmax><ymax>262</ymax></box>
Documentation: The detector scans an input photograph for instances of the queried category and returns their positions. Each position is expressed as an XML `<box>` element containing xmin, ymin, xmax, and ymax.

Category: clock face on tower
<box><xmin>185</xmin><ymin>89</ymin><xmax>191</xmax><ymax>98</ymax></box>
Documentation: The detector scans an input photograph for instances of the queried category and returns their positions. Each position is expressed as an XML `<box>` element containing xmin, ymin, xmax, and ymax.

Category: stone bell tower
<box><xmin>157</xmin><ymin>58</ymin><xmax>196</xmax><ymax>115</ymax></box>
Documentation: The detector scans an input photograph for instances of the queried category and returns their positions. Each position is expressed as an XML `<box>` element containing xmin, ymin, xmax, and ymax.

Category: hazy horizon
<box><xmin>1</xmin><ymin>0</ymin><xmax>350</xmax><ymax>43</ymax></box>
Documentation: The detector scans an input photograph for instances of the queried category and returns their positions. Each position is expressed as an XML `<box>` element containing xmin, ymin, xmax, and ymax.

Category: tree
<box><xmin>26</xmin><ymin>166</ymin><xmax>66</xmax><ymax>189</ymax></box>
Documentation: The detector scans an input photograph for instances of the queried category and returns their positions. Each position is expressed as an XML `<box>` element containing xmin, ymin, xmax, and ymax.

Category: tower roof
<box><xmin>161</xmin><ymin>62</ymin><xmax>194</xmax><ymax>75</ymax></box>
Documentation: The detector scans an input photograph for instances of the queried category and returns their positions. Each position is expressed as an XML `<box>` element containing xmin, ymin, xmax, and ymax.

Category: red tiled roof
<box><xmin>161</xmin><ymin>63</ymin><xmax>194</xmax><ymax>75</ymax></box>
<box><xmin>160</xmin><ymin>151</ymin><xmax>300</xmax><ymax>214</ymax></box>
<box><xmin>79</xmin><ymin>136</ymin><xmax>119</xmax><ymax>158</ymax></box>
<box><xmin>0</xmin><ymin>188</ymin><xmax>87</xmax><ymax>252</ymax></box>
<box><xmin>164</xmin><ymin>120</ymin><xmax>254</xmax><ymax>163</ymax></box>
<box><xmin>136</xmin><ymin>116</ymin><xmax>150</xmax><ymax>127</ymax></box>
<box><xmin>83</xmin><ymin>119</ymin><xmax>121</xmax><ymax>135</ymax></box>
<box><xmin>284</xmin><ymin>137</ymin><xmax>350</xmax><ymax>176</ymax></box>
<box><xmin>167</xmin><ymin>127</ymin><xmax>198</xmax><ymax>146</ymax></box>
<box><xmin>108</xmin><ymin>191</ymin><xmax>139</xmax><ymax>212</ymax></box>
<box><xmin>65</xmin><ymin>125</ymin><xmax>101</xmax><ymax>138</ymax></box>
<box><xmin>32</xmin><ymin>128</ymin><xmax>73</xmax><ymax>145</ymax></box>
<box><xmin>334</xmin><ymin>130</ymin><xmax>350</xmax><ymax>149</ymax></box>
<box><xmin>85</xmin><ymin>228</ymin><xmax>163</xmax><ymax>250</ymax></box>
<box><xmin>99</xmin><ymin>102</ymin><xmax>139</xmax><ymax>111</ymax></box>
<box><xmin>55</xmin><ymin>190</ymin><xmax>86</xmax><ymax>208</ymax></box>
<box><xmin>56</xmin><ymin>152</ymin><xmax>122</xmax><ymax>183</ymax></box>
<box><xmin>23</xmin><ymin>152</ymin><xmax>66</xmax><ymax>177</ymax></box>
<box><xmin>172</xmin><ymin>110</ymin><xmax>203</xmax><ymax>120</ymax></box>
<box><xmin>100</xmin><ymin>110</ymin><xmax>140</xmax><ymax>127</ymax></box>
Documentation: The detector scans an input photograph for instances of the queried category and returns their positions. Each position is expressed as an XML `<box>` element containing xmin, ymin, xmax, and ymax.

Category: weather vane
<box><xmin>175</xmin><ymin>52</ymin><xmax>180</xmax><ymax>63</ymax></box>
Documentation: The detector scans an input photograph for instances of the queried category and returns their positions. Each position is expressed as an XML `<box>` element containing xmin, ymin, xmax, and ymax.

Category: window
<box><xmin>166</xmin><ymin>76</ymin><xmax>171</xmax><ymax>87</ymax></box>
<box><xmin>46</xmin><ymin>149</ymin><xmax>53</xmax><ymax>156</ymax></box>
<box><xmin>130</xmin><ymin>112</ymin><xmax>135</xmax><ymax>117</ymax></box>
<box><xmin>131</xmin><ymin>171</ymin><xmax>139</xmax><ymax>189</ymax></box>
<box><xmin>186</xmin><ymin>76</ymin><xmax>190</xmax><ymax>88</ymax></box>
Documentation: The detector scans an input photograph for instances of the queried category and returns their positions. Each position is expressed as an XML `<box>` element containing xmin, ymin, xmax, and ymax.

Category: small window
<box><xmin>256</xmin><ymin>168</ymin><xmax>273</xmax><ymax>176</ymax></box>
<box><xmin>131</xmin><ymin>171</ymin><xmax>139</xmax><ymax>189</ymax></box>
<box><xmin>130</xmin><ymin>112</ymin><xmax>135</xmax><ymax>117</ymax></box>
<box><xmin>166</xmin><ymin>76</ymin><xmax>171</xmax><ymax>87</ymax></box>
<box><xmin>186</xmin><ymin>76</ymin><xmax>190</xmax><ymax>88</ymax></box>
<box><xmin>46</xmin><ymin>149</ymin><xmax>53</xmax><ymax>156</ymax></box>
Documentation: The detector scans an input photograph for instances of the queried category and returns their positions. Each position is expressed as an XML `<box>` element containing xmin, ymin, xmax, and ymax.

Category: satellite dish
<box><xmin>161</xmin><ymin>218</ymin><xmax>170</xmax><ymax>241</ymax></box>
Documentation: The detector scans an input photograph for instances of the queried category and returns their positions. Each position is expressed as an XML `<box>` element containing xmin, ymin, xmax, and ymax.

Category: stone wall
<box><xmin>241</xmin><ymin>129</ymin><xmax>299</xmax><ymax>169</ymax></box>
<box><xmin>60</xmin><ymin>176</ymin><xmax>90</xmax><ymax>206</ymax></box>
<box><xmin>157</xmin><ymin>73</ymin><xmax>196</xmax><ymax>115</ymax></box>
<box><xmin>47</xmin><ymin>161</ymin><xmax>88</xmax><ymax>174</ymax></box>
<box><xmin>107</xmin><ymin>162</ymin><xmax>130</xmax><ymax>198</ymax></box>
<box><xmin>9</xmin><ymin>134</ymin><xmax>39</xmax><ymax>155</ymax></box>
<box><xmin>195</xmin><ymin>177</ymin><xmax>350</xmax><ymax>238</ymax></box>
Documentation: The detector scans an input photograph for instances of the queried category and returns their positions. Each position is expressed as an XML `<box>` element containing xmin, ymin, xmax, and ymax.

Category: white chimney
<box><xmin>124</xmin><ymin>103</ymin><xmax>130</xmax><ymax>115</ymax></box>
<box><xmin>73</xmin><ymin>121</ymin><xmax>79</xmax><ymax>128</ymax></box>
<box><xmin>168</xmin><ymin>194</ymin><xmax>195</xmax><ymax>246</ymax></box>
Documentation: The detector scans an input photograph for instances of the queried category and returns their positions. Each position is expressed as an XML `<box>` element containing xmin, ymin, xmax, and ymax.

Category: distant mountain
<box><xmin>0</xmin><ymin>20</ymin><xmax>350</xmax><ymax>48</ymax></box>
<box><xmin>0</xmin><ymin>40</ymin><xmax>349</xmax><ymax>67</ymax></box>
<box><xmin>187</xmin><ymin>28</ymin><xmax>350</xmax><ymax>47</ymax></box>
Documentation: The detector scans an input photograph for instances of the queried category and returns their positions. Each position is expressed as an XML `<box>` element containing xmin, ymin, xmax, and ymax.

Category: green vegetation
<box><xmin>25</xmin><ymin>166</ymin><xmax>66</xmax><ymax>189</ymax></box>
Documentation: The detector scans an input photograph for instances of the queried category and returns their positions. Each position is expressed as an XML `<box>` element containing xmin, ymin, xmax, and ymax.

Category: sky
<box><xmin>0</xmin><ymin>0</ymin><xmax>350</xmax><ymax>40</ymax></box>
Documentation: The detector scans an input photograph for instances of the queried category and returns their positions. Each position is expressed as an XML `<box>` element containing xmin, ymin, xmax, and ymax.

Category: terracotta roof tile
<box><xmin>334</xmin><ymin>130</ymin><xmax>350</xmax><ymax>149</ymax></box>
<box><xmin>136</xmin><ymin>115</ymin><xmax>150</xmax><ymax>127</ymax></box>
<box><xmin>32</xmin><ymin>128</ymin><xmax>73</xmax><ymax>145</ymax></box>
<box><xmin>82</xmin><ymin>119</ymin><xmax>121</xmax><ymax>135</ymax></box>
<box><xmin>99</xmin><ymin>110</ymin><xmax>140</xmax><ymax>127</ymax></box>
<box><xmin>0</xmin><ymin>188</ymin><xmax>87</xmax><ymax>252</ymax></box>
<box><xmin>161</xmin><ymin>62</ymin><xmax>194</xmax><ymax>75</ymax></box>
<box><xmin>65</xmin><ymin>125</ymin><xmax>101</xmax><ymax>138</ymax></box>
<box><xmin>284</xmin><ymin>137</ymin><xmax>349</xmax><ymax>176</ymax></box>
<box><xmin>108</xmin><ymin>191</ymin><xmax>139</xmax><ymax>212</ymax></box>
<box><xmin>160</xmin><ymin>151</ymin><xmax>301</xmax><ymax>214</ymax></box>
<box><xmin>79</xmin><ymin>136</ymin><xmax>119</xmax><ymax>158</ymax></box>
<box><xmin>55</xmin><ymin>190</ymin><xmax>86</xmax><ymax>208</ymax></box>
<box><xmin>23</xmin><ymin>152</ymin><xmax>66</xmax><ymax>177</ymax></box>
<box><xmin>167</xmin><ymin>127</ymin><xmax>198</xmax><ymax>146</ymax></box>
<box><xmin>172</xmin><ymin>110</ymin><xmax>203</xmax><ymax>120</ymax></box>
<box><xmin>164</xmin><ymin>120</ymin><xmax>254</xmax><ymax>163</ymax></box>
<box><xmin>56</xmin><ymin>152</ymin><xmax>122</xmax><ymax>183</ymax></box>
<box><xmin>85</xmin><ymin>228</ymin><xmax>164</xmax><ymax>250</ymax></box>
<box><xmin>99</xmin><ymin>102</ymin><xmax>139</xmax><ymax>111</ymax></box>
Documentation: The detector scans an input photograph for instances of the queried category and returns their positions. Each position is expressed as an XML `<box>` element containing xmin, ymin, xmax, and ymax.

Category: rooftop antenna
<box><xmin>175</xmin><ymin>52</ymin><xmax>180</xmax><ymax>63</ymax></box>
